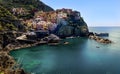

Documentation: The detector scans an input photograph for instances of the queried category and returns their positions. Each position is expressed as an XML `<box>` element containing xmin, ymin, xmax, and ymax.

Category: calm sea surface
<box><xmin>10</xmin><ymin>27</ymin><xmax>120</xmax><ymax>74</ymax></box>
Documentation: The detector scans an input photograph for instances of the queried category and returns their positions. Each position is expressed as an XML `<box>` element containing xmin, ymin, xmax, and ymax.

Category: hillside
<box><xmin>0</xmin><ymin>5</ymin><xmax>24</xmax><ymax>31</ymax></box>
<box><xmin>0</xmin><ymin>0</ymin><xmax>54</xmax><ymax>11</ymax></box>
<box><xmin>0</xmin><ymin>0</ymin><xmax>54</xmax><ymax>31</ymax></box>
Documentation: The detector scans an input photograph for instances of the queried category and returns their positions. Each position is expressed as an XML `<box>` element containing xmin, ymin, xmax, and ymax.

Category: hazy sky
<box><xmin>42</xmin><ymin>0</ymin><xmax>120</xmax><ymax>27</ymax></box>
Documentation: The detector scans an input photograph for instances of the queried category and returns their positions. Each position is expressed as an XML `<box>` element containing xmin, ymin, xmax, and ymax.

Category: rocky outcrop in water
<box><xmin>89</xmin><ymin>34</ymin><xmax>112</xmax><ymax>44</ymax></box>
<box><xmin>41</xmin><ymin>34</ymin><xmax>61</xmax><ymax>43</ymax></box>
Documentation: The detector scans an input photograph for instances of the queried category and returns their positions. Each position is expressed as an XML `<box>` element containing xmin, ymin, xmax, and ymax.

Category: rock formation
<box><xmin>0</xmin><ymin>51</ymin><xmax>27</xmax><ymax>74</ymax></box>
<box><xmin>89</xmin><ymin>35</ymin><xmax>112</xmax><ymax>44</ymax></box>
<box><xmin>55</xmin><ymin>17</ymin><xmax>89</xmax><ymax>37</ymax></box>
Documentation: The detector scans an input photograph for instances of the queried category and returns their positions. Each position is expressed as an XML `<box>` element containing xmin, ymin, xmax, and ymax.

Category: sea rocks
<box><xmin>42</xmin><ymin>34</ymin><xmax>61</xmax><ymax>43</ymax></box>
<box><xmin>89</xmin><ymin>32</ymin><xmax>112</xmax><ymax>44</ymax></box>
<box><xmin>41</xmin><ymin>34</ymin><xmax>61</xmax><ymax>45</ymax></box>
<box><xmin>89</xmin><ymin>35</ymin><xmax>112</xmax><ymax>44</ymax></box>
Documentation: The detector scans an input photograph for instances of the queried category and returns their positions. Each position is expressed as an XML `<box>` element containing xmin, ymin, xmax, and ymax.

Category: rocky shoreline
<box><xmin>0</xmin><ymin>31</ymin><xmax>62</xmax><ymax>74</ymax></box>
<box><xmin>89</xmin><ymin>32</ymin><xmax>112</xmax><ymax>44</ymax></box>
<box><xmin>0</xmin><ymin>31</ymin><xmax>112</xmax><ymax>74</ymax></box>
<box><xmin>0</xmin><ymin>51</ymin><xmax>27</xmax><ymax>74</ymax></box>
<box><xmin>4</xmin><ymin>32</ymin><xmax>112</xmax><ymax>51</ymax></box>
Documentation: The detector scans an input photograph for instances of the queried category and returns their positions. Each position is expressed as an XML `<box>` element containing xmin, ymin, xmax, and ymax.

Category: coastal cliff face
<box><xmin>56</xmin><ymin>16</ymin><xmax>89</xmax><ymax>37</ymax></box>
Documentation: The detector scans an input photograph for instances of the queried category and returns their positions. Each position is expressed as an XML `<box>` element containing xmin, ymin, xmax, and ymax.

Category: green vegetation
<box><xmin>0</xmin><ymin>5</ymin><xmax>17</xmax><ymax>31</ymax></box>
<box><xmin>0</xmin><ymin>0</ymin><xmax>54</xmax><ymax>14</ymax></box>
<box><xmin>0</xmin><ymin>0</ymin><xmax>54</xmax><ymax>31</ymax></box>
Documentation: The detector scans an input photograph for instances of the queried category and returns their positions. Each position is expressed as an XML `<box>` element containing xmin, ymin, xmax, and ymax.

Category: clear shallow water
<box><xmin>10</xmin><ymin>27</ymin><xmax>120</xmax><ymax>74</ymax></box>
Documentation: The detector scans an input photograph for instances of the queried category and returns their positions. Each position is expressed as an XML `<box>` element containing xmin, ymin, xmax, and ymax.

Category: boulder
<box><xmin>42</xmin><ymin>34</ymin><xmax>61</xmax><ymax>43</ymax></box>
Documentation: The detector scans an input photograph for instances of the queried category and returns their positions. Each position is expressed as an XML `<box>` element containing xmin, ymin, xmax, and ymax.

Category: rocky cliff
<box><xmin>52</xmin><ymin>9</ymin><xmax>89</xmax><ymax>37</ymax></box>
<box><xmin>55</xmin><ymin>16</ymin><xmax>89</xmax><ymax>37</ymax></box>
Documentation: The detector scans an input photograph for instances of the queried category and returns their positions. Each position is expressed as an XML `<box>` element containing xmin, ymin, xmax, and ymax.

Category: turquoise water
<box><xmin>10</xmin><ymin>27</ymin><xmax>120</xmax><ymax>74</ymax></box>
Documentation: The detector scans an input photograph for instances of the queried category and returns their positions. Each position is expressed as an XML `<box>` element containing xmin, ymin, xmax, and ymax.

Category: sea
<box><xmin>10</xmin><ymin>27</ymin><xmax>120</xmax><ymax>74</ymax></box>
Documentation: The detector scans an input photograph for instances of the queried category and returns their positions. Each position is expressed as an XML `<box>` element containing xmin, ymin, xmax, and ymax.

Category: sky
<box><xmin>42</xmin><ymin>0</ymin><xmax>120</xmax><ymax>27</ymax></box>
